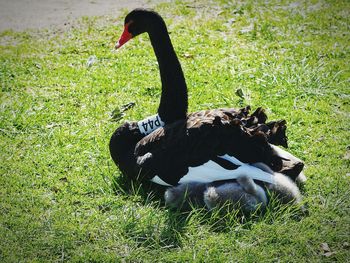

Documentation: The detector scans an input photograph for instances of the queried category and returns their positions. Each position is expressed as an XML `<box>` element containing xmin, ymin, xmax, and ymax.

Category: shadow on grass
<box><xmin>111</xmin><ymin>174</ymin><xmax>188</xmax><ymax>248</ymax></box>
<box><xmin>111</xmin><ymin>173</ymin><xmax>166</xmax><ymax>203</ymax></box>
<box><xmin>110</xmin><ymin>174</ymin><xmax>308</xmax><ymax>249</ymax></box>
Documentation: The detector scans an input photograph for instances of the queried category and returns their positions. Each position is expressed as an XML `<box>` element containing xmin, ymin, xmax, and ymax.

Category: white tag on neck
<box><xmin>137</xmin><ymin>114</ymin><xmax>165</xmax><ymax>135</ymax></box>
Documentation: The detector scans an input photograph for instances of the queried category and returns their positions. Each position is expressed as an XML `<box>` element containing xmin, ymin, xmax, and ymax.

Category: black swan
<box><xmin>109</xmin><ymin>9</ymin><xmax>305</xmax><ymax>187</ymax></box>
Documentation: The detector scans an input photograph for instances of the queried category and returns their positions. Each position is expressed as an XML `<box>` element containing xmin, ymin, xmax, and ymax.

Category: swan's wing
<box><xmin>177</xmin><ymin>155</ymin><xmax>275</xmax><ymax>184</ymax></box>
<box><xmin>270</xmin><ymin>145</ymin><xmax>305</xmax><ymax>180</ymax></box>
<box><xmin>134</xmin><ymin>109</ymin><xmax>280</xmax><ymax>185</ymax></box>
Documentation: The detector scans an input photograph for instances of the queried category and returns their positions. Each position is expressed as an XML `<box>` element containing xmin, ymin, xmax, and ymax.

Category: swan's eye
<box><xmin>126</xmin><ymin>21</ymin><xmax>135</xmax><ymax>35</ymax></box>
<box><xmin>126</xmin><ymin>20</ymin><xmax>145</xmax><ymax>37</ymax></box>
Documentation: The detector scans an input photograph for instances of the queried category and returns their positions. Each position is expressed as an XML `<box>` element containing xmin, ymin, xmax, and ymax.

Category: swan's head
<box><xmin>115</xmin><ymin>9</ymin><xmax>164</xmax><ymax>49</ymax></box>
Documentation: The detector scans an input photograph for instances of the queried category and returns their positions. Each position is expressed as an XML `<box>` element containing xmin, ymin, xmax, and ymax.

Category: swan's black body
<box><xmin>109</xmin><ymin>9</ymin><xmax>304</xmax><ymax>186</ymax></box>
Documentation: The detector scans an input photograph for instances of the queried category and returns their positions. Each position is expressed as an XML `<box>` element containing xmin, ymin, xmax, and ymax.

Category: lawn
<box><xmin>1</xmin><ymin>0</ymin><xmax>349</xmax><ymax>262</ymax></box>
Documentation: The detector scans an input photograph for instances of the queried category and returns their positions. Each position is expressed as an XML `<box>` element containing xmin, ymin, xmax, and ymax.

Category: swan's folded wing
<box><xmin>134</xmin><ymin>112</ymin><xmax>276</xmax><ymax>185</ymax></box>
<box><xmin>134</xmin><ymin>107</ymin><xmax>303</xmax><ymax>185</ymax></box>
<box><xmin>270</xmin><ymin>145</ymin><xmax>305</xmax><ymax>180</ymax></box>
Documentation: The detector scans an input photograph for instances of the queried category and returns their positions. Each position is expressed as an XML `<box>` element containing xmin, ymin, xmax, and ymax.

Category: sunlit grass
<box><xmin>1</xmin><ymin>0</ymin><xmax>349</xmax><ymax>261</ymax></box>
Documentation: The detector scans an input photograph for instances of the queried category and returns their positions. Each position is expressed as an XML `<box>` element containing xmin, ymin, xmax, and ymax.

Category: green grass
<box><xmin>1</xmin><ymin>0</ymin><xmax>349</xmax><ymax>261</ymax></box>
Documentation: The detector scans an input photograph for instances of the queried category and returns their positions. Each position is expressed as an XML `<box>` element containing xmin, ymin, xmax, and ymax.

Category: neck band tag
<box><xmin>137</xmin><ymin>114</ymin><xmax>165</xmax><ymax>135</ymax></box>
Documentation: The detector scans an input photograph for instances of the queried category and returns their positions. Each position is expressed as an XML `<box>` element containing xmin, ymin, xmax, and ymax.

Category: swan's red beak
<box><xmin>115</xmin><ymin>23</ymin><xmax>132</xmax><ymax>49</ymax></box>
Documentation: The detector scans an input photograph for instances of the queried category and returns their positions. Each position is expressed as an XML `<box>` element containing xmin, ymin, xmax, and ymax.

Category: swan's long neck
<box><xmin>148</xmin><ymin>22</ymin><xmax>188</xmax><ymax>124</ymax></box>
